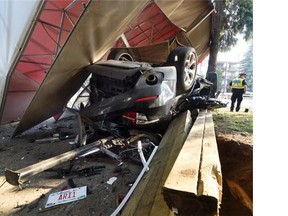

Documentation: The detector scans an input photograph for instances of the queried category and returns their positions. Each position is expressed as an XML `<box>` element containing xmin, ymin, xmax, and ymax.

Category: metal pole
<box><xmin>5</xmin><ymin>137</ymin><xmax>113</xmax><ymax>186</ymax></box>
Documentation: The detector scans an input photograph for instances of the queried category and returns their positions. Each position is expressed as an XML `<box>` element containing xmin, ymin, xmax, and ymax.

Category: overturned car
<box><xmin>81</xmin><ymin>60</ymin><xmax>177</xmax><ymax>125</ymax></box>
<box><xmin>76</xmin><ymin>46</ymin><xmax>226</xmax><ymax>131</ymax></box>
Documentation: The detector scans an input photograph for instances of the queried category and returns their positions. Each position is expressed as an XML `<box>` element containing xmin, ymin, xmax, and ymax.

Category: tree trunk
<box><xmin>207</xmin><ymin>0</ymin><xmax>224</xmax><ymax>74</ymax></box>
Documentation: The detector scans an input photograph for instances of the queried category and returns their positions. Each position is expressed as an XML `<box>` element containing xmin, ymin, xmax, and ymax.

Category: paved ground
<box><xmin>217</xmin><ymin>92</ymin><xmax>253</xmax><ymax>112</ymax></box>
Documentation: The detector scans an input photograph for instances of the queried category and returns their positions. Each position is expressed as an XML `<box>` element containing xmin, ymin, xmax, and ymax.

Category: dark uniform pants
<box><xmin>230</xmin><ymin>89</ymin><xmax>244</xmax><ymax>112</ymax></box>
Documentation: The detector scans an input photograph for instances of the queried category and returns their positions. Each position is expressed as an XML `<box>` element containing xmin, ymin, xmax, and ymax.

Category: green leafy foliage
<box><xmin>207</xmin><ymin>0</ymin><xmax>253</xmax><ymax>73</ymax></box>
<box><xmin>240</xmin><ymin>43</ymin><xmax>253</xmax><ymax>91</ymax></box>
<box><xmin>219</xmin><ymin>0</ymin><xmax>253</xmax><ymax>52</ymax></box>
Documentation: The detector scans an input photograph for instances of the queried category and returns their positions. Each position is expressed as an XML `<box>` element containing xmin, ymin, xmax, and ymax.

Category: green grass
<box><xmin>212</xmin><ymin>109</ymin><xmax>253</xmax><ymax>134</ymax></box>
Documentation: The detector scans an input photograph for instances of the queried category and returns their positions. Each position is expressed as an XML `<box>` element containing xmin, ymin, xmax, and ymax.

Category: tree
<box><xmin>207</xmin><ymin>0</ymin><xmax>253</xmax><ymax>73</ymax></box>
<box><xmin>240</xmin><ymin>43</ymin><xmax>253</xmax><ymax>91</ymax></box>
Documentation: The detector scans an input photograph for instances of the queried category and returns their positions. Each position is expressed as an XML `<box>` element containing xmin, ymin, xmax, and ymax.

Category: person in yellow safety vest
<box><xmin>228</xmin><ymin>72</ymin><xmax>248</xmax><ymax>112</ymax></box>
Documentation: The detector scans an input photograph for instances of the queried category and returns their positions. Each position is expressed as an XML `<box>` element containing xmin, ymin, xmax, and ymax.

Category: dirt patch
<box><xmin>216</xmin><ymin>132</ymin><xmax>253</xmax><ymax>216</ymax></box>
<box><xmin>0</xmin><ymin>116</ymin><xmax>145</xmax><ymax>216</ymax></box>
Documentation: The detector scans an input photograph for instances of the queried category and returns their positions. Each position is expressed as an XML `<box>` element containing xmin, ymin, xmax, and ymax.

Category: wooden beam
<box><xmin>164</xmin><ymin>111</ymin><xmax>205</xmax><ymax>194</ymax></box>
<box><xmin>198</xmin><ymin>110</ymin><xmax>222</xmax><ymax>215</ymax></box>
<box><xmin>121</xmin><ymin>110</ymin><xmax>193</xmax><ymax>216</ymax></box>
<box><xmin>162</xmin><ymin>110</ymin><xmax>222</xmax><ymax>216</ymax></box>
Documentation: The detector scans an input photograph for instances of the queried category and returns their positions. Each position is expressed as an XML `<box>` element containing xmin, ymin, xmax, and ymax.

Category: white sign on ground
<box><xmin>45</xmin><ymin>186</ymin><xmax>87</xmax><ymax>208</ymax></box>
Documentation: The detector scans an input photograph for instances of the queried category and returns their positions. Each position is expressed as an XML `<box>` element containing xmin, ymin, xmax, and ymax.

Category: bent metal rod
<box><xmin>5</xmin><ymin>136</ymin><xmax>113</xmax><ymax>186</ymax></box>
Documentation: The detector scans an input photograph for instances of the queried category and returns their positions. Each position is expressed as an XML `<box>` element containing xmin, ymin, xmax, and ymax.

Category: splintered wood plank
<box><xmin>162</xmin><ymin>110</ymin><xmax>206</xmax><ymax>215</ymax></box>
<box><xmin>198</xmin><ymin>110</ymin><xmax>222</xmax><ymax>215</ymax></box>
<box><xmin>162</xmin><ymin>110</ymin><xmax>223</xmax><ymax>216</ymax></box>
<box><xmin>163</xmin><ymin>110</ymin><xmax>205</xmax><ymax>194</ymax></box>
<box><xmin>121</xmin><ymin>111</ymin><xmax>193</xmax><ymax>216</ymax></box>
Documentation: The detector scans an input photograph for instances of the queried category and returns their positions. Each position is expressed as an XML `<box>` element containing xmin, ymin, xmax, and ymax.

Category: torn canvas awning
<box><xmin>3</xmin><ymin>0</ymin><xmax>214</xmax><ymax>136</ymax></box>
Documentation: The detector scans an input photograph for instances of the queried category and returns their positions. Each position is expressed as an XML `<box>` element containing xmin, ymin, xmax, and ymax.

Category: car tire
<box><xmin>166</xmin><ymin>46</ymin><xmax>198</xmax><ymax>94</ymax></box>
<box><xmin>107</xmin><ymin>48</ymin><xmax>134</xmax><ymax>61</ymax></box>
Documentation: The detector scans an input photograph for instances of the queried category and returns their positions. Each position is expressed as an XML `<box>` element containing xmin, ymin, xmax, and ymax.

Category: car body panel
<box><xmin>79</xmin><ymin>60</ymin><xmax>176</xmax><ymax>122</ymax></box>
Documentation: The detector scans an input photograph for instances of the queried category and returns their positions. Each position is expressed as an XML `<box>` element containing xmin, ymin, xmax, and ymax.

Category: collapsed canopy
<box><xmin>0</xmin><ymin>0</ymin><xmax>214</xmax><ymax>136</ymax></box>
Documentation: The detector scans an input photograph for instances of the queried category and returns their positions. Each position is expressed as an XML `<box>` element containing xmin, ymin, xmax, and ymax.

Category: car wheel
<box><xmin>166</xmin><ymin>47</ymin><xmax>198</xmax><ymax>93</ymax></box>
<box><xmin>107</xmin><ymin>48</ymin><xmax>134</xmax><ymax>61</ymax></box>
